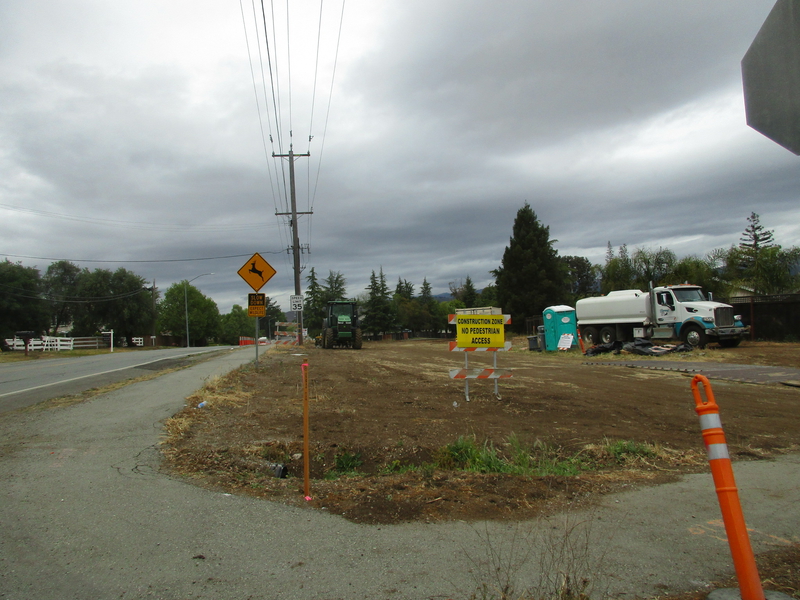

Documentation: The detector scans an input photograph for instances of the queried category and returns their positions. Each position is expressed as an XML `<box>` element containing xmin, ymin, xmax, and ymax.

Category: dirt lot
<box><xmin>162</xmin><ymin>338</ymin><xmax>800</xmax><ymax>530</ymax></box>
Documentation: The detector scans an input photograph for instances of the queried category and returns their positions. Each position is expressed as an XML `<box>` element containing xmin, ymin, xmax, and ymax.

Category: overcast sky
<box><xmin>1</xmin><ymin>1</ymin><xmax>798</xmax><ymax>314</ymax></box>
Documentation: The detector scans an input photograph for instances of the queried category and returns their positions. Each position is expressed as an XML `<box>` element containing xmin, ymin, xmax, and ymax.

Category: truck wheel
<box><xmin>325</xmin><ymin>328</ymin><xmax>335</xmax><ymax>349</ymax></box>
<box><xmin>681</xmin><ymin>324</ymin><xmax>707</xmax><ymax>349</ymax></box>
<box><xmin>599</xmin><ymin>326</ymin><xmax>616</xmax><ymax>344</ymax></box>
<box><xmin>719</xmin><ymin>338</ymin><xmax>741</xmax><ymax>348</ymax></box>
<box><xmin>352</xmin><ymin>328</ymin><xmax>363</xmax><ymax>349</ymax></box>
<box><xmin>582</xmin><ymin>326</ymin><xmax>599</xmax><ymax>346</ymax></box>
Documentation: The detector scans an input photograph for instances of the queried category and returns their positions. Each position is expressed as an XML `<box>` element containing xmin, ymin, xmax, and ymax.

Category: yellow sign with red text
<box><xmin>248</xmin><ymin>293</ymin><xmax>266</xmax><ymax>317</ymax></box>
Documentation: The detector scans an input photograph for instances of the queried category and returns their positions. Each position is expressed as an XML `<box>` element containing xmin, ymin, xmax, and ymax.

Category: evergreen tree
<box><xmin>461</xmin><ymin>275</ymin><xmax>478</xmax><ymax>308</ymax></box>
<box><xmin>303</xmin><ymin>267</ymin><xmax>326</xmax><ymax>334</ymax></box>
<box><xmin>739</xmin><ymin>212</ymin><xmax>775</xmax><ymax>258</ymax></box>
<box><xmin>714</xmin><ymin>213</ymin><xmax>800</xmax><ymax>295</ymax></box>
<box><xmin>601</xmin><ymin>244</ymin><xmax>636</xmax><ymax>293</ymax></box>
<box><xmin>414</xmin><ymin>277</ymin><xmax>437</xmax><ymax>334</ymax></box>
<box><xmin>362</xmin><ymin>268</ymin><xmax>397</xmax><ymax>335</ymax></box>
<box><xmin>419</xmin><ymin>278</ymin><xmax>434</xmax><ymax>306</ymax></box>
<box><xmin>560</xmin><ymin>255</ymin><xmax>597</xmax><ymax>303</ymax></box>
<box><xmin>737</xmin><ymin>212</ymin><xmax>781</xmax><ymax>294</ymax></box>
<box><xmin>492</xmin><ymin>203</ymin><xmax>568</xmax><ymax>331</ymax></box>
<box><xmin>478</xmin><ymin>284</ymin><xmax>498</xmax><ymax>307</ymax></box>
<box><xmin>394</xmin><ymin>277</ymin><xmax>414</xmax><ymax>300</ymax></box>
<box><xmin>322</xmin><ymin>270</ymin><xmax>347</xmax><ymax>301</ymax></box>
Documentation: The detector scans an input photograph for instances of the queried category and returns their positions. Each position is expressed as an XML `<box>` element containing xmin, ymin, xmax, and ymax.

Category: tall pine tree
<box><xmin>493</xmin><ymin>203</ymin><xmax>567</xmax><ymax>331</ymax></box>
<box><xmin>601</xmin><ymin>244</ymin><xmax>635</xmax><ymax>293</ymax></box>
<box><xmin>303</xmin><ymin>267</ymin><xmax>326</xmax><ymax>334</ymax></box>
<box><xmin>461</xmin><ymin>275</ymin><xmax>478</xmax><ymax>308</ymax></box>
<box><xmin>362</xmin><ymin>268</ymin><xmax>397</xmax><ymax>335</ymax></box>
<box><xmin>739</xmin><ymin>212</ymin><xmax>775</xmax><ymax>256</ymax></box>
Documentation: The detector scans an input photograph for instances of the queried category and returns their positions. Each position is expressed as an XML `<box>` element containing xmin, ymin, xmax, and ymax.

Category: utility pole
<box><xmin>152</xmin><ymin>279</ymin><xmax>157</xmax><ymax>345</ymax></box>
<box><xmin>274</xmin><ymin>145</ymin><xmax>312</xmax><ymax>346</ymax></box>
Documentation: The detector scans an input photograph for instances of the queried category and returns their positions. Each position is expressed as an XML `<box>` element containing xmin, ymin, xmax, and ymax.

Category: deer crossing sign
<box><xmin>237</xmin><ymin>252</ymin><xmax>276</xmax><ymax>292</ymax></box>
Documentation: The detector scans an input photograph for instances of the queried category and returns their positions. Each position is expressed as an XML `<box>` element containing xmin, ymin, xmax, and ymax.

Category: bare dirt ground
<box><xmin>162</xmin><ymin>338</ymin><xmax>800</xmax><ymax>528</ymax></box>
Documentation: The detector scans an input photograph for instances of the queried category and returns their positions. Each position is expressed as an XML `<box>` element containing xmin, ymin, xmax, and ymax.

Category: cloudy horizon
<box><xmin>2</xmin><ymin>1</ymin><xmax>798</xmax><ymax>314</ymax></box>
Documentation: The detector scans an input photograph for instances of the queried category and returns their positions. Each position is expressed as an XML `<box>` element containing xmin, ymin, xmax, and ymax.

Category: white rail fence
<box><xmin>3</xmin><ymin>336</ymin><xmax>145</xmax><ymax>352</ymax></box>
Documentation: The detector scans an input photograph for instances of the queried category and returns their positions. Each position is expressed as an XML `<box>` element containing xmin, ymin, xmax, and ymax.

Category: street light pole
<box><xmin>185</xmin><ymin>273</ymin><xmax>213</xmax><ymax>348</ymax></box>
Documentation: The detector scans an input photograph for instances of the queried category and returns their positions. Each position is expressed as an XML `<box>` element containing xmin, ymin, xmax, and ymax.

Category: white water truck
<box><xmin>575</xmin><ymin>284</ymin><xmax>748</xmax><ymax>349</ymax></box>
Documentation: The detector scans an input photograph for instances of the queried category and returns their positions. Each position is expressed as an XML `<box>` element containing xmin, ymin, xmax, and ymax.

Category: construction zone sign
<box><xmin>451</xmin><ymin>314</ymin><xmax>510</xmax><ymax>348</ymax></box>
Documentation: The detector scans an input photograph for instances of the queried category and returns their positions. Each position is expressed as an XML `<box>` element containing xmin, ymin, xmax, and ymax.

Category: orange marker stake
<box><xmin>302</xmin><ymin>361</ymin><xmax>311</xmax><ymax>500</ymax></box>
<box><xmin>692</xmin><ymin>375</ymin><xmax>764</xmax><ymax>600</ymax></box>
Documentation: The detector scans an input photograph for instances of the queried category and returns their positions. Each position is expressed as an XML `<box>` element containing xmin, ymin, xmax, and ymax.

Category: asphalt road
<box><xmin>0</xmin><ymin>346</ymin><xmax>232</xmax><ymax>413</ymax></box>
<box><xmin>1</xmin><ymin>348</ymin><xmax>798</xmax><ymax>599</ymax></box>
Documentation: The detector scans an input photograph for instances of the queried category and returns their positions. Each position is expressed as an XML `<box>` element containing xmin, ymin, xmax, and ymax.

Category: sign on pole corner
<box><xmin>290</xmin><ymin>295</ymin><xmax>304</xmax><ymax>312</ymax></box>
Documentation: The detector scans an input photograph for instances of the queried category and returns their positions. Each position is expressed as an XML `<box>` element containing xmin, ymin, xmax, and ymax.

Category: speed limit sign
<box><xmin>290</xmin><ymin>295</ymin><xmax>304</xmax><ymax>312</ymax></box>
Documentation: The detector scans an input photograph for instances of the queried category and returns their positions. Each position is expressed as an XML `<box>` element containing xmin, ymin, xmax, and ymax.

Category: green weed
<box><xmin>604</xmin><ymin>439</ymin><xmax>656</xmax><ymax>463</ymax></box>
<box><xmin>333</xmin><ymin>450</ymin><xmax>363</xmax><ymax>473</ymax></box>
<box><xmin>432</xmin><ymin>435</ymin><xmax>586</xmax><ymax>477</ymax></box>
<box><xmin>379</xmin><ymin>460</ymin><xmax>417</xmax><ymax>475</ymax></box>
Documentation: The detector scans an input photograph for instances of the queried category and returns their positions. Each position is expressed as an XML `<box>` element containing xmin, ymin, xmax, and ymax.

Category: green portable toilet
<box><xmin>542</xmin><ymin>305</ymin><xmax>578</xmax><ymax>351</ymax></box>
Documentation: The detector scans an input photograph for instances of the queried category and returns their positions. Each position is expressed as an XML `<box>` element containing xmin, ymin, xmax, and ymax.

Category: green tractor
<box><xmin>321</xmin><ymin>301</ymin><xmax>363</xmax><ymax>349</ymax></box>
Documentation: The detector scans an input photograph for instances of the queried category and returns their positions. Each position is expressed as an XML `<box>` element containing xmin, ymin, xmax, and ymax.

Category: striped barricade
<box><xmin>449</xmin><ymin>368</ymin><xmax>513</xmax><ymax>380</ymax></box>
<box><xmin>447</xmin><ymin>312</ymin><xmax>513</xmax><ymax>402</ymax></box>
<box><xmin>448</xmin><ymin>341</ymin><xmax>512</xmax><ymax>352</ymax></box>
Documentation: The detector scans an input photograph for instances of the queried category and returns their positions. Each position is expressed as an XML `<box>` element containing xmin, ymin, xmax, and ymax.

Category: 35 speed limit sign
<box><xmin>290</xmin><ymin>295</ymin><xmax>304</xmax><ymax>312</ymax></box>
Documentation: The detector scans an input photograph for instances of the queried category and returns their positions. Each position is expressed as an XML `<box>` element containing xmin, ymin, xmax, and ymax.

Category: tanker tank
<box><xmin>575</xmin><ymin>290</ymin><xmax>651</xmax><ymax>325</ymax></box>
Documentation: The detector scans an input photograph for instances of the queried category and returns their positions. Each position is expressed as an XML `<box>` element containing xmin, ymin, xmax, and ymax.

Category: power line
<box><xmin>286</xmin><ymin>0</ymin><xmax>293</xmax><ymax>140</ymax></box>
<box><xmin>310</xmin><ymin>0</ymin><xmax>346</xmax><ymax>214</ymax></box>
<box><xmin>239</xmin><ymin>0</ymin><xmax>347</xmax><ymax>292</ymax></box>
<box><xmin>248</xmin><ymin>0</ymin><xmax>287</xmax><ymax>214</ymax></box>
<box><xmin>0</xmin><ymin>282</ymin><xmax>150</xmax><ymax>304</ymax></box>
<box><xmin>0</xmin><ymin>251</ymin><xmax>283</xmax><ymax>264</ymax></box>
<box><xmin>306</xmin><ymin>0</ymin><xmax>346</xmax><ymax>265</ymax></box>
<box><xmin>0</xmin><ymin>203</ymin><xmax>281</xmax><ymax>233</ymax></box>
<box><xmin>239</xmin><ymin>0</ymin><xmax>280</xmax><ymax>209</ymax></box>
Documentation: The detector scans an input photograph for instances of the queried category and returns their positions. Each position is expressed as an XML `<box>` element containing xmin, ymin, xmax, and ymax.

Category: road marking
<box><xmin>688</xmin><ymin>519</ymin><xmax>795</xmax><ymax>545</ymax></box>
<box><xmin>0</xmin><ymin>348</ymin><xmax>228</xmax><ymax>398</ymax></box>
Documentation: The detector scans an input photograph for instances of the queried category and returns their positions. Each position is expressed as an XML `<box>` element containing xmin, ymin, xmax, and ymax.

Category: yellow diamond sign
<box><xmin>238</xmin><ymin>252</ymin><xmax>276</xmax><ymax>292</ymax></box>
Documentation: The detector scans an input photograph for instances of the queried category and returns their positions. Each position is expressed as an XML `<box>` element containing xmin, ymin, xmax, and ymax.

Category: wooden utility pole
<box><xmin>274</xmin><ymin>146</ymin><xmax>312</xmax><ymax>346</ymax></box>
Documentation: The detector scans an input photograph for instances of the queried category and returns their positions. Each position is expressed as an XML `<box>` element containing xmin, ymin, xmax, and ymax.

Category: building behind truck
<box><xmin>575</xmin><ymin>284</ymin><xmax>748</xmax><ymax>349</ymax></box>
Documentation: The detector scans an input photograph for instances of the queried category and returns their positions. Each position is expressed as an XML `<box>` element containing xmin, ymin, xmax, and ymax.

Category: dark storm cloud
<box><xmin>1</xmin><ymin>0</ymin><xmax>796</xmax><ymax>314</ymax></box>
